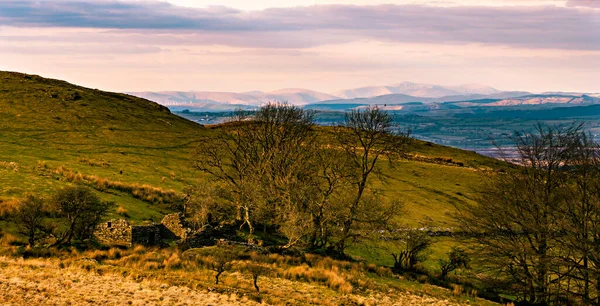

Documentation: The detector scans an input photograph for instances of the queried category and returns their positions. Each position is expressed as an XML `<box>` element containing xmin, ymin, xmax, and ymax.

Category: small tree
<box><xmin>53</xmin><ymin>186</ymin><xmax>114</xmax><ymax>245</ymax></box>
<box><xmin>187</xmin><ymin>244</ymin><xmax>242</xmax><ymax>285</ymax></box>
<box><xmin>246</xmin><ymin>253</ymin><xmax>271</xmax><ymax>293</ymax></box>
<box><xmin>391</xmin><ymin>230</ymin><xmax>432</xmax><ymax>272</ymax></box>
<box><xmin>439</xmin><ymin>247</ymin><xmax>470</xmax><ymax>279</ymax></box>
<box><xmin>333</xmin><ymin>106</ymin><xmax>410</xmax><ymax>254</ymax></box>
<box><xmin>14</xmin><ymin>194</ymin><xmax>47</xmax><ymax>246</ymax></box>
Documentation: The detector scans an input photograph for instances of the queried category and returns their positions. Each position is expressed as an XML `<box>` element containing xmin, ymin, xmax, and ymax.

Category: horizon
<box><xmin>0</xmin><ymin>0</ymin><xmax>598</xmax><ymax>93</ymax></box>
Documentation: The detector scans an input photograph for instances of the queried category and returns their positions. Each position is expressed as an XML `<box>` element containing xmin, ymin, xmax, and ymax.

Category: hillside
<box><xmin>0</xmin><ymin>71</ymin><xmax>207</xmax><ymax>222</ymax></box>
<box><xmin>0</xmin><ymin>71</ymin><xmax>506</xmax><ymax>226</ymax></box>
<box><xmin>0</xmin><ymin>72</ymin><xmax>511</xmax><ymax>304</ymax></box>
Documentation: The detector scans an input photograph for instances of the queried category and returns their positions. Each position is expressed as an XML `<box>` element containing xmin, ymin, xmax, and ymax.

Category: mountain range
<box><xmin>332</xmin><ymin>82</ymin><xmax>501</xmax><ymax>99</ymax></box>
<box><xmin>129</xmin><ymin>88</ymin><xmax>338</xmax><ymax>107</ymax></box>
<box><xmin>128</xmin><ymin>82</ymin><xmax>599</xmax><ymax>112</ymax></box>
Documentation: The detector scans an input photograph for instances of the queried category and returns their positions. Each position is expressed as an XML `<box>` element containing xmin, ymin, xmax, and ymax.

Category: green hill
<box><xmin>0</xmin><ymin>71</ymin><xmax>507</xmax><ymax>259</ymax></box>
<box><xmin>0</xmin><ymin>71</ymin><xmax>206</xmax><ymax>222</ymax></box>
<box><xmin>0</xmin><ymin>71</ymin><xmax>512</xmax><ymax>305</ymax></box>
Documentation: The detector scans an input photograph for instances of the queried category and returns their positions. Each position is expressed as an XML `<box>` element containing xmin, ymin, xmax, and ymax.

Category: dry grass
<box><xmin>78</xmin><ymin>158</ymin><xmax>111</xmax><ymax>168</ymax></box>
<box><xmin>0</xmin><ymin>242</ymin><xmax>499</xmax><ymax>306</ymax></box>
<box><xmin>0</xmin><ymin>198</ymin><xmax>19</xmax><ymax>220</ymax></box>
<box><xmin>0</xmin><ymin>246</ymin><xmax>497</xmax><ymax>305</ymax></box>
<box><xmin>50</xmin><ymin>166</ymin><xmax>182</xmax><ymax>204</ymax></box>
<box><xmin>0</xmin><ymin>160</ymin><xmax>19</xmax><ymax>172</ymax></box>
<box><xmin>0</xmin><ymin>252</ymin><xmax>476</xmax><ymax>306</ymax></box>
<box><xmin>116</xmin><ymin>206</ymin><xmax>129</xmax><ymax>217</ymax></box>
<box><xmin>0</xmin><ymin>256</ymin><xmax>256</xmax><ymax>306</ymax></box>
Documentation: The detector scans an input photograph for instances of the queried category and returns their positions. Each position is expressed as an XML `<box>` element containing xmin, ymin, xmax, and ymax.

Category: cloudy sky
<box><xmin>0</xmin><ymin>0</ymin><xmax>598</xmax><ymax>93</ymax></box>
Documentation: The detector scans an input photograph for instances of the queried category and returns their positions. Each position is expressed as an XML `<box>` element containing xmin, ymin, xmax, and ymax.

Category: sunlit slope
<box><xmin>0</xmin><ymin>71</ymin><xmax>206</xmax><ymax>221</ymax></box>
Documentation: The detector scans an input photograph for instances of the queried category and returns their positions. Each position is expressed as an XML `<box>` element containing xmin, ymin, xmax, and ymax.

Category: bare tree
<box><xmin>439</xmin><ymin>247</ymin><xmax>470</xmax><ymax>279</ymax></box>
<box><xmin>333</xmin><ymin>106</ymin><xmax>410</xmax><ymax>254</ymax></box>
<box><xmin>246</xmin><ymin>252</ymin><xmax>271</xmax><ymax>293</ymax></box>
<box><xmin>53</xmin><ymin>186</ymin><xmax>114</xmax><ymax>245</ymax></box>
<box><xmin>557</xmin><ymin>130</ymin><xmax>600</xmax><ymax>305</ymax></box>
<box><xmin>194</xmin><ymin>104</ymin><xmax>409</xmax><ymax>253</ymax></box>
<box><xmin>456</xmin><ymin>124</ymin><xmax>582</xmax><ymax>304</ymax></box>
<box><xmin>183</xmin><ymin>244</ymin><xmax>242</xmax><ymax>285</ymax></box>
<box><xmin>391</xmin><ymin>230</ymin><xmax>432</xmax><ymax>272</ymax></box>
<box><xmin>13</xmin><ymin>194</ymin><xmax>47</xmax><ymax>247</ymax></box>
<box><xmin>194</xmin><ymin>103</ymin><xmax>316</xmax><ymax>238</ymax></box>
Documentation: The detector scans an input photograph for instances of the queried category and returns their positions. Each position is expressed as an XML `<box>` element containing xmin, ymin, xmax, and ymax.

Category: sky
<box><xmin>0</xmin><ymin>0</ymin><xmax>598</xmax><ymax>93</ymax></box>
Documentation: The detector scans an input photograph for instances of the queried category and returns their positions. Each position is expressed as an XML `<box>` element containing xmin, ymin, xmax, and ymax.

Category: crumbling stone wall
<box><xmin>96</xmin><ymin>213</ymin><xmax>222</xmax><ymax>248</ymax></box>
<box><xmin>186</xmin><ymin>225</ymin><xmax>217</xmax><ymax>248</ymax></box>
<box><xmin>161</xmin><ymin>213</ymin><xmax>191</xmax><ymax>239</ymax></box>
<box><xmin>131</xmin><ymin>225</ymin><xmax>161</xmax><ymax>246</ymax></box>
<box><xmin>94</xmin><ymin>219</ymin><xmax>132</xmax><ymax>247</ymax></box>
<box><xmin>186</xmin><ymin>224</ymin><xmax>239</xmax><ymax>248</ymax></box>
<box><xmin>95</xmin><ymin>219</ymin><xmax>162</xmax><ymax>247</ymax></box>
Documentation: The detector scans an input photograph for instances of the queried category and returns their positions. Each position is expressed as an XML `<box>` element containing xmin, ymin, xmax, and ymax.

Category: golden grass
<box><xmin>0</xmin><ymin>256</ymin><xmax>256</xmax><ymax>305</ymax></box>
<box><xmin>0</xmin><ymin>252</ymin><xmax>478</xmax><ymax>306</ymax></box>
<box><xmin>2</xmin><ymin>246</ymin><xmax>495</xmax><ymax>306</ymax></box>
<box><xmin>0</xmin><ymin>160</ymin><xmax>19</xmax><ymax>172</ymax></box>
<box><xmin>51</xmin><ymin>166</ymin><xmax>182</xmax><ymax>204</ymax></box>
<box><xmin>116</xmin><ymin>206</ymin><xmax>129</xmax><ymax>217</ymax></box>
<box><xmin>0</xmin><ymin>197</ymin><xmax>19</xmax><ymax>220</ymax></box>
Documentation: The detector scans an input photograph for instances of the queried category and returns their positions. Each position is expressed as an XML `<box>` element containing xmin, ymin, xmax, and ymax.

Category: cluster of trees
<box><xmin>192</xmin><ymin>103</ymin><xmax>409</xmax><ymax>256</ymax></box>
<box><xmin>14</xmin><ymin>186</ymin><xmax>113</xmax><ymax>247</ymax></box>
<box><xmin>458</xmin><ymin>124</ymin><xmax>600</xmax><ymax>305</ymax></box>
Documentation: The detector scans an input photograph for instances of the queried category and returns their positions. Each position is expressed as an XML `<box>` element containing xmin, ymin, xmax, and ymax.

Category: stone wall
<box><xmin>161</xmin><ymin>213</ymin><xmax>191</xmax><ymax>239</ymax></box>
<box><xmin>95</xmin><ymin>214</ymin><xmax>218</xmax><ymax>248</ymax></box>
<box><xmin>186</xmin><ymin>225</ymin><xmax>217</xmax><ymax>248</ymax></box>
<box><xmin>131</xmin><ymin>225</ymin><xmax>161</xmax><ymax>246</ymax></box>
<box><xmin>94</xmin><ymin>219</ymin><xmax>132</xmax><ymax>247</ymax></box>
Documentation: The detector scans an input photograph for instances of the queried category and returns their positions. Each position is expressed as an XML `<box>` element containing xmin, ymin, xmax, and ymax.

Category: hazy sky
<box><xmin>0</xmin><ymin>0</ymin><xmax>598</xmax><ymax>93</ymax></box>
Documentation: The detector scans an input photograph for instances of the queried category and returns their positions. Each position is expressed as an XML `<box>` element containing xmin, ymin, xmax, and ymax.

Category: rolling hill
<box><xmin>0</xmin><ymin>71</ymin><xmax>514</xmax><ymax>305</ymax></box>
<box><xmin>0</xmin><ymin>71</ymin><xmax>207</xmax><ymax>222</ymax></box>
<box><xmin>304</xmin><ymin>93</ymin><xmax>600</xmax><ymax>112</ymax></box>
<box><xmin>0</xmin><ymin>71</ymin><xmax>509</xmax><ymax>229</ymax></box>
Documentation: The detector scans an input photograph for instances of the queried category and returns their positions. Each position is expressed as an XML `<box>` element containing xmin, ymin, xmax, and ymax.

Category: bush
<box><xmin>13</xmin><ymin>194</ymin><xmax>50</xmax><ymax>246</ymax></box>
<box><xmin>52</xmin><ymin>186</ymin><xmax>114</xmax><ymax>245</ymax></box>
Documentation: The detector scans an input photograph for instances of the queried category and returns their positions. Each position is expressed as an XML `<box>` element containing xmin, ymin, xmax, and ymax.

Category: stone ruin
<box><xmin>94</xmin><ymin>213</ymin><xmax>234</xmax><ymax>248</ymax></box>
<box><xmin>94</xmin><ymin>219</ymin><xmax>161</xmax><ymax>247</ymax></box>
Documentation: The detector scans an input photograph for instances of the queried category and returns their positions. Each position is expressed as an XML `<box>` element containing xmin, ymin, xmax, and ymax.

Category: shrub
<box><xmin>13</xmin><ymin>194</ymin><xmax>49</xmax><ymax>246</ymax></box>
<box><xmin>52</xmin><ymin>186</ymin><xmax>114</xmax><ymax>245</ymax></box>
<box><xmin>116</xmin><ymin>206</ymin><xmax>129</xmax><ymax>217</ymax></box>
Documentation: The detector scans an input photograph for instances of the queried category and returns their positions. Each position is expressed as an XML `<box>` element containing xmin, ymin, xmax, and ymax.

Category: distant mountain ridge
<box><xmin>309</xmin><ymin>94</ymin><xmax>600</xmax><ymax>112</ymax></box>
<box><xmin>128</xmin><ymin>82</ymin><xmax>598</xmax><ymax>113</ymax></box>
<box><xmin>129</xmin><ymin>88</ymin><xmax>339</xmax><ymax>107</ymax></box>
<box><xmin>333</xmin><ymin>82</ymin><xmax>501</xmax><ymax>99</ymax></box>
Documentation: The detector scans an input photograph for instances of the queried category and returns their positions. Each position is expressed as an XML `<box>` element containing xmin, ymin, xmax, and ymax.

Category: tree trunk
<box><xmin>215</xmin><ymin>271</ymin><xmax>222</xmax><ymax>284</ymax></box>
<box><xmin>253</xmin><ymin>275</ymin><xmax>260</xmax><ymax>293</ymax></box>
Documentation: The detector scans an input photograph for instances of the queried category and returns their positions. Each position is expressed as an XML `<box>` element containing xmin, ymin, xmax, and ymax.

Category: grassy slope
<box><xmin>0</xmin><ymin>71</ymin><xmax>506</xmax><ymax>274</ymax></box>
<box><xmin>0</xmin><ymin>71</ymin><xmax>208</xmax><ymax>222</ymax></box>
